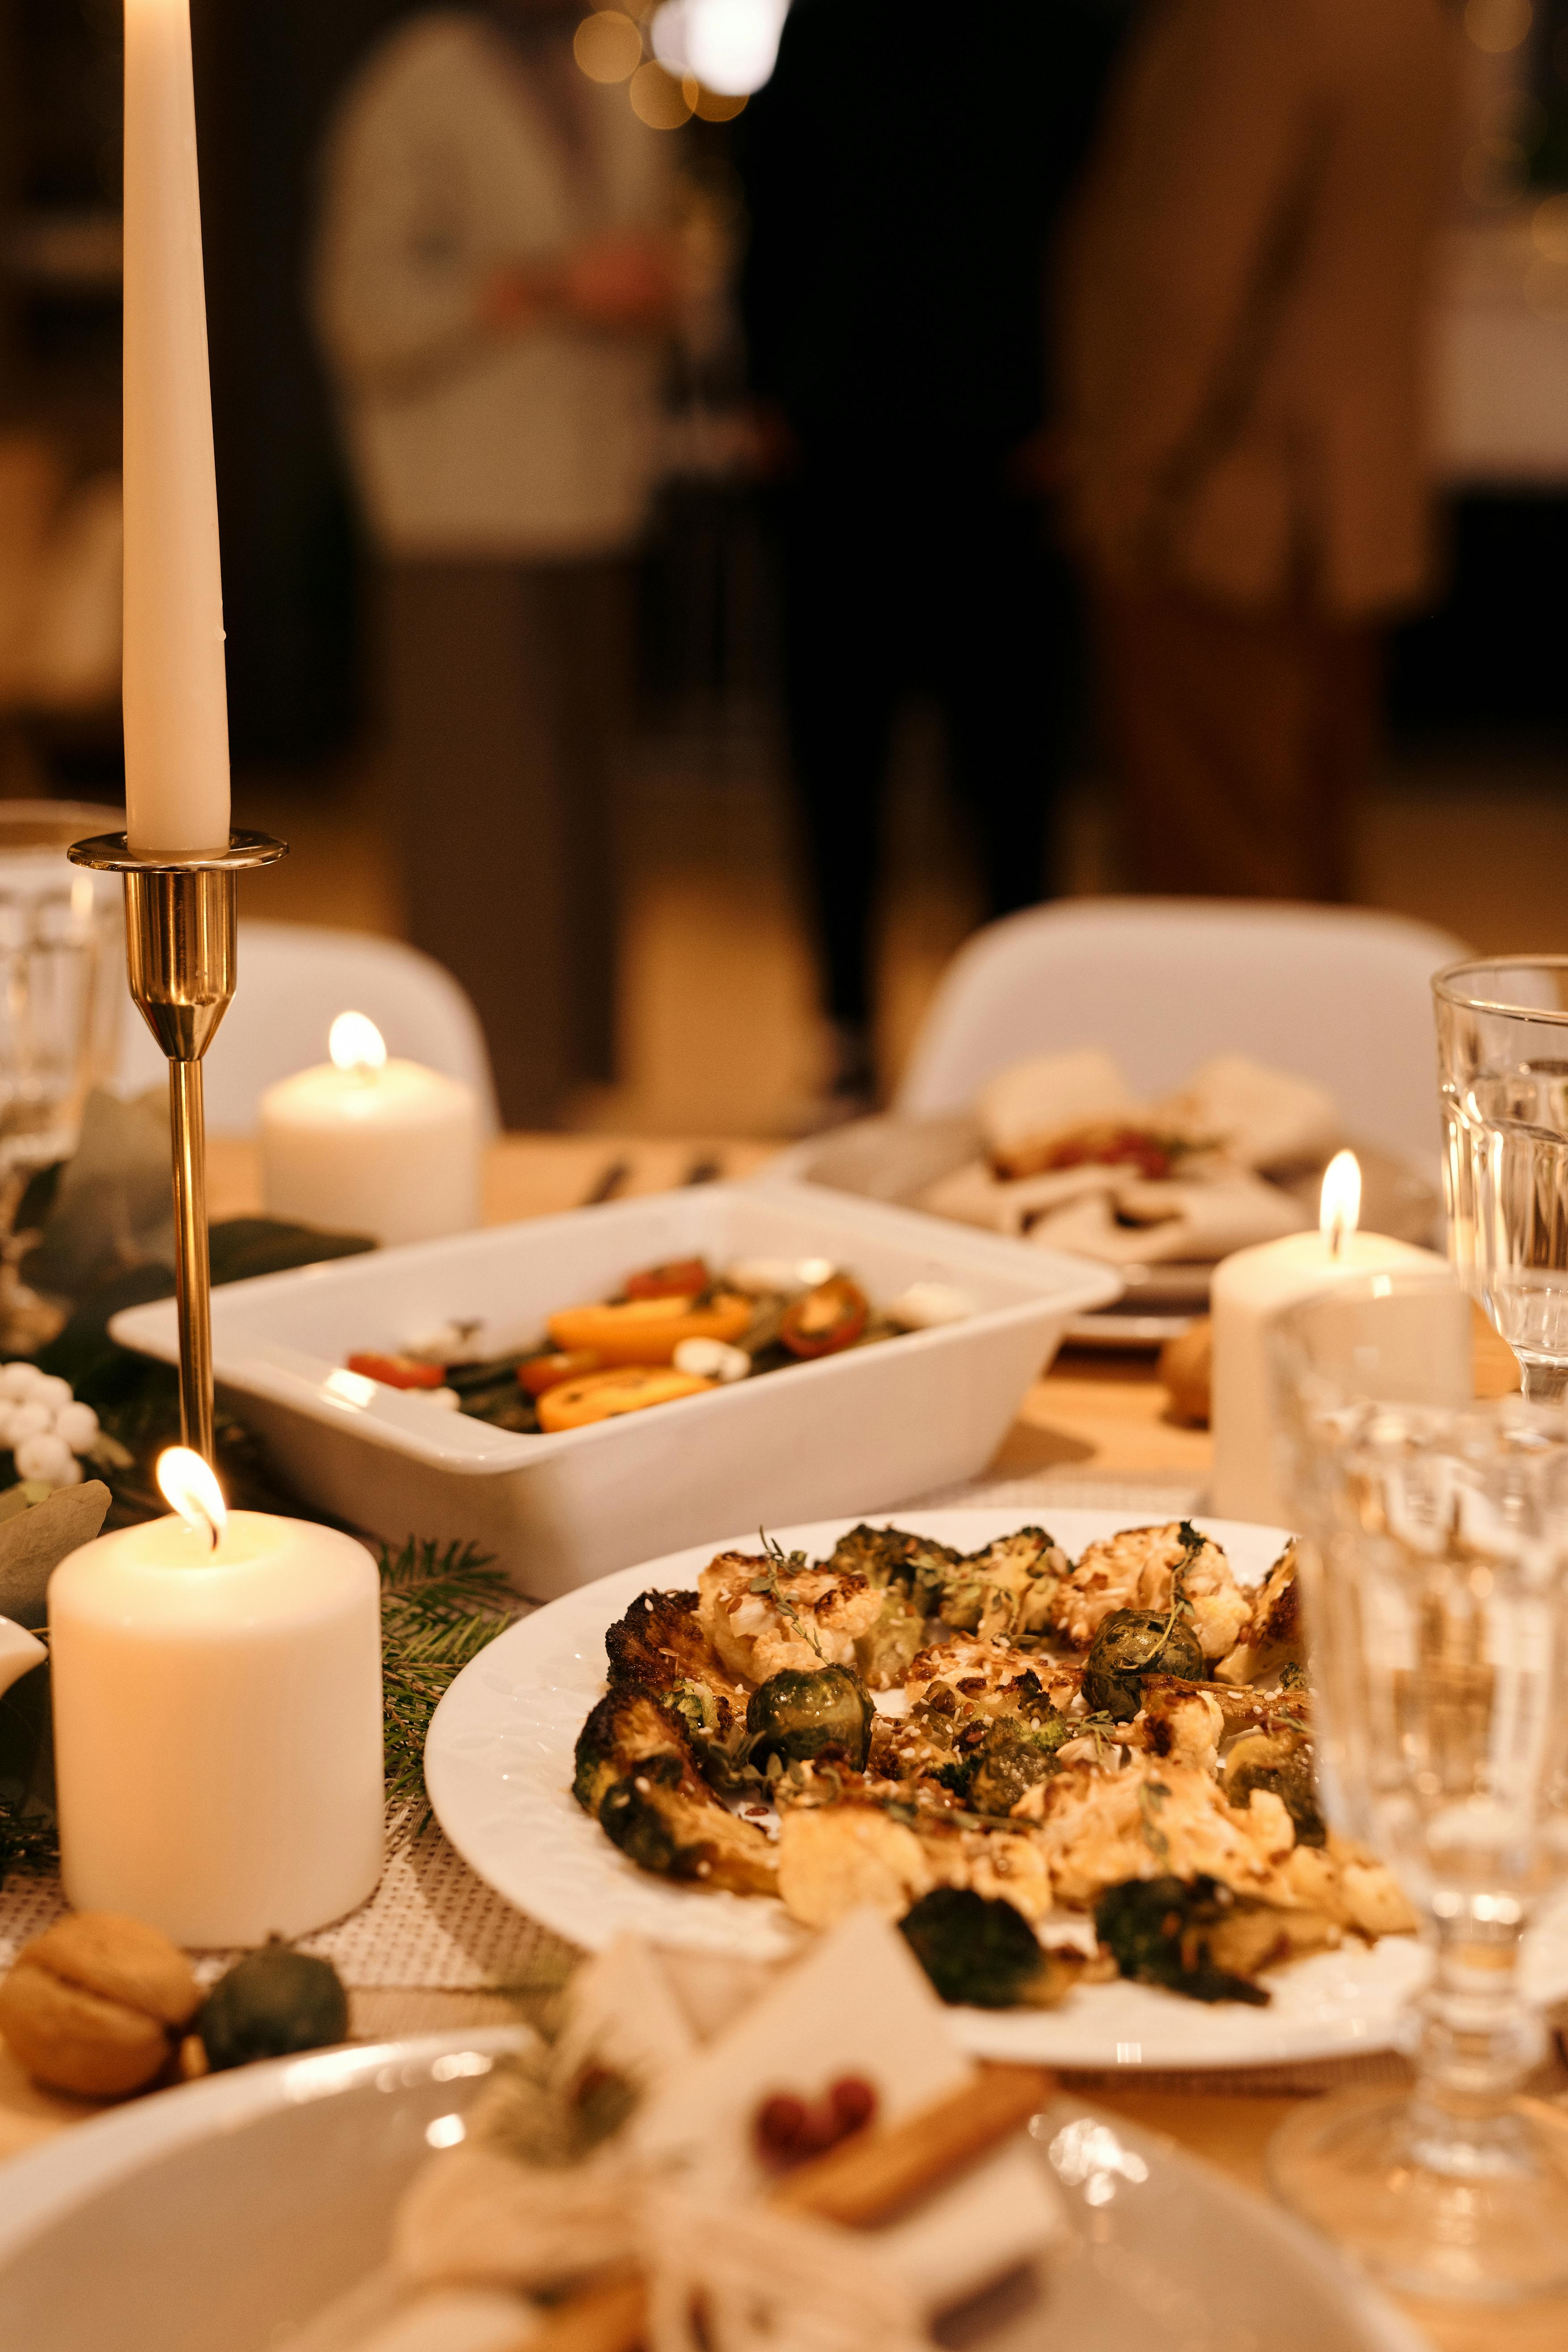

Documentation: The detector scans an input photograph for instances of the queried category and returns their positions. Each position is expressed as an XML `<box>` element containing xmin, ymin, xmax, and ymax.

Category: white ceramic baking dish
<box><xmin>109</xmin><ymin>1181</ymin><xmax>1118</xmax><ymax>1598</ymax></box>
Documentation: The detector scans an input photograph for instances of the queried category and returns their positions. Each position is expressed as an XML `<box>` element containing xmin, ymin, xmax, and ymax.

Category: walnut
<box><xmin>1158</xmin><ymin>1317</ymin><xmax>1211</xmax><ymax>1427</ymax></box>
<box><xmin>0</xmin><ymin>1912</ymin><xmax>200</xmax><ymax>2097</ymax></box>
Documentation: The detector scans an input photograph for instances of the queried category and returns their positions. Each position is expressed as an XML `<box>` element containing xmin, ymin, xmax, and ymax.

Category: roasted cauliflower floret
<box><xmin>1053</xmin><ymin>1521</ymin><xmax>1249</xmax><ymax>1661</ymax></box>
<box><xmin>1131</xmin><ymin>1679</ymin><xmax>1226</xmax><ymax>1772</ymax></box>
<box><xmin>699</xmin><ymin>1549</ymin><xmax>883</xmax><ymax>1681</ymax></box>
<box><xmin>1213</xmin><ymin>1541</ymin><xmax>1302</xmax><ymax>1686</ymax></box>
<box><xmin>777</xmin><ymin>1802</ymin><xmax>932</xmax><ymax>1928</ymax></box>
<box><xmin>1028</xmin><ymin>1756</ymin><xmax>1297</xmax><ymax>1907</ymax></box>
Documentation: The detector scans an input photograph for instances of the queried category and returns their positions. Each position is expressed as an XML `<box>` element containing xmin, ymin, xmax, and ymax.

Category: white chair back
<box><xmin>114</xmin><ymin>921</ymin><xmax>501</xmax><ymax>1136</ymax></box>
<box><xmin>896</xmin><ymin>899</ymin><xmax>1468</xmax><ymax>1169</ymax></box>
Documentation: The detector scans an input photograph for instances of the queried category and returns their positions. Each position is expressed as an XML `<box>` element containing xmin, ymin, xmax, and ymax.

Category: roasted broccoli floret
<box><xmin>574</xmin><ymin>1686</ymin><xmax>777</xmax><ymax>1894</ymax></box>
<box><xmin>598</xmin><ymin>1756</ymin><xmax>778</xmax><ymax>1894</ymax></box>
<box><xmin>949</xmin><ymin>1711</ymin><xmax>1072</xmax><ymax>1815</ymax></box>
<box><xmin>854</xmin><ymin>1588</ymin><xmax>928</xmax><ymax>1689</ymax></box>
<box><xmin>899</xmin><ymin>1887</ymin><xmax>1069</xmax><ymax>2009</ymax></box>
<box><xmin>606</xmin><ymin>1588</ymin><xmax>729</xmax><ymax>1703</ymax></box>
<box><xmin>1082</xmin><ymin>1607</ymin><xmax>1207</xmax><ymax>1721</ymax></box>
<box><xmin>1221</xmin><ymin>1729</ymin><xmax>1326</xmax><ymax>1846</ymax></box>
<box><xmin>1094</xmin><ymin>1875</ymin><xmax>1271</xmax><ymax>2005</ymax></box>
<box><xmin>828</xmin><ymin>1524</ymin><xmax>957</xmax><ymax>1607</ymax></box>
<box><xmin>573</xmin><ymin>1688</ymin><xmax>696</xmax><ymax>1816</ymax></box>
<box><xmin>746</xmin><ymin>1665</ymin><xmax>874</xmax><ymax>1772</ymax></box>
<box><xmin>938</xmin><ymin>1528</ymin><xmax>1065</xmax><ymax>1641</ymax></box>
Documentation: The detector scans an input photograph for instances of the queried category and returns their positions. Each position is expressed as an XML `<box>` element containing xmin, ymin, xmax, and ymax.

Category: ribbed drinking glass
<box><xmin>1269</xmin><ymin>1269</ymin><xmax>1568</xmax><ymax>2300</ymax></box>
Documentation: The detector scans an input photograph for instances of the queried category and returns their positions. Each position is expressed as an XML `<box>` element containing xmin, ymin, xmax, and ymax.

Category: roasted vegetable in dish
<box><xmin>573</xmin><ymin>1517</ymin><xmax>1418</xmax><ymax>2012</ymax></box>
<box><xmin>899</xmin><ymin>1887</ymin><xmax>1074</xmax><ymax>2009</ymax></box>
<box><xmin>345</xmin><ymin>1253</ymin><xmax>941</xmax><ymax>1436</ymax></box>
<box><xmin>1081</xmin><ymin>1606</ymin><xmax>1206</xmax><ymax>1721</ymax></box>
<box><xmin>746</xmin><ymin>1665</ymin><xmax>874</xmax><ymax>1772</ymax></box>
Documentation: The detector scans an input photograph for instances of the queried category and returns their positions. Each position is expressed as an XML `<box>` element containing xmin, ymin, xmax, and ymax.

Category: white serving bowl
<box><xmin>0</xmin><ymin>2031</ymin><xmax>1422</xmax><ymax>2352</ymax></box>
<box><xmin>110</xmin><ymin>1181</ymin><xmax>1118</xmax><ymax>1598</ymax></box>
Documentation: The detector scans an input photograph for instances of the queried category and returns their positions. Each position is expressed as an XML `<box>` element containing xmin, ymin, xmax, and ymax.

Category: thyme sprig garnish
<box><xmin>748</xmin><ymin>1529</ymin><xmax>826</xmax><ymax>1660</ymax></box>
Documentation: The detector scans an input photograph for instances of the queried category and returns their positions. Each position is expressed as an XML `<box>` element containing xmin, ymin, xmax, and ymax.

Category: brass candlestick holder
<box><xmin>68</xmin><ymin>830</ymin><xmax>288</xmax><ymax>1463</ymax></box>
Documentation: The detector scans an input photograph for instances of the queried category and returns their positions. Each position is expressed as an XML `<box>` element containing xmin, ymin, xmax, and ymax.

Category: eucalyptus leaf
<box><xmin>0</xmin><ymin>1480</ymin><xmax>111</xmax><ymax>1628</ymax></box>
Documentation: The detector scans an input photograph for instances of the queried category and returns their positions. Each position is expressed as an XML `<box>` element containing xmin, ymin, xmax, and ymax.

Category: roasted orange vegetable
<box><xmin>519</xmin><ymin>1349</ymin><xmax>603</xmax><ymax>1398</ymax></box>
<box><xmin>346</xmin><ymin>1352</ymin><xmax>448</xmax><ymax>1390</ymax></box>
<box><xmin>623</xmin><ymin>1256</ymin><xmax>712</xmax><ymax>1301</ymax></box>
<box><xmin>546</xmin><ymin>1291</ymin><xmax>752</xmax><ymax>1367</ymax></box>
<box><xmin>779</xmin><ymin>1277</ymin><xmax>869</xmax><ymax>1360</ymax></box>
<box><xmin>537</xmin><ymin>1365</ymin><xmax>714</xmax><ymax>1432</ymax></box>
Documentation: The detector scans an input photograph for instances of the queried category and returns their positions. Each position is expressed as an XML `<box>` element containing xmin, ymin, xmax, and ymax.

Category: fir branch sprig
<box><xmin>379</xmin><ymin>1535</ymin><xmax>516</xmax><ymax>1844</ymax></box>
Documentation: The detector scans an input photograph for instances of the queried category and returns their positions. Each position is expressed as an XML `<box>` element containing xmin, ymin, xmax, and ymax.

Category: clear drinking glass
<box><xmin>1269</xmin><ymin>1269</ymin><xmax>1568</xmax><ymax>2300</ymax></box>
<box><xmin>1434</xmin><ymin>954</ymin><xmax>1568</xmax><ymax>1402</ymax></box>
<box><xmin>0</xmin><ymin>803</ymin><xmax>124</xmax><ymax>1349</ymax></box>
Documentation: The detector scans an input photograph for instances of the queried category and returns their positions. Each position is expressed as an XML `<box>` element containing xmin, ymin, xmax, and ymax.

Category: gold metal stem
<box><xmin>67</xmin><ymin>829</ymin><xmax>287</xmax><ymax>1470</ymax></box>
<box><xmin>169</xmin><ymin>1058</ymin><xmax>213</xmax><ymax>1459</ymax></box>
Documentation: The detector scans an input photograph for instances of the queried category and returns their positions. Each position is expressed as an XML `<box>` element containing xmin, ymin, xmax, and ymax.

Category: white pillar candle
<box><xmin>50</xmin><ymin>1451</ymin><xmax>382</xmax><ymax>1946</ymax></box>
<box><xmin>258</xmin><ymin>1013</ymin><xmax>482</xmax><ymax>1247</ymax></box>
<box><xmin>122</xmin><ymin>0</ymin><xmax>232</xmax><ymax>855</ymax></box>
<box><xmin>1210</xmin><ymin>1152</ymin><xmax>1461</xmax><ymax>1526</ymax></box>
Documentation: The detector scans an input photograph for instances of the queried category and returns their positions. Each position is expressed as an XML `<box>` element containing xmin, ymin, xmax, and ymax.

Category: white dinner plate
<box><xmin>425</xmin><ymin>1508</ymin><xmax>1568</xmax><ymax>2072</ymax></box>
<box><xmin>0</xmin><ymin>2030</ymin><xmax>1425</xmax><ymax>2352</ymax></box>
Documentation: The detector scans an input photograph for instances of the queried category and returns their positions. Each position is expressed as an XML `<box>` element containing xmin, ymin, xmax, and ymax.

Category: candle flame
<box><xmin>1319</xmin><ymin>1149</ymin><xmax>1362</xmax><ymax>1258</ymax></box>
<box><xmin>156</xmin><ymin>1447</ymin><xmax>228</xmax><ymax>1548</ymax></box>
<box><xmin>330</xmin><ymin>1011</ymin><xmax>387</xmax><ymax>1074</ymax></box>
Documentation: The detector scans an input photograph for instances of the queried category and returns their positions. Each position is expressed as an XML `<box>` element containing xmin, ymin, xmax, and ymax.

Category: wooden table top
<box><xmin>2</xmin><ymin>1134</ymin><xmax>1555</xmax><ymax>2348</ymax></box>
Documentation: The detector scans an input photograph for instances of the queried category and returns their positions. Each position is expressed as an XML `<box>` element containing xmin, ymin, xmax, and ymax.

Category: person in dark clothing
<box><xmin>737</xmin><ymin>0</ymin><xmax>1129</xmax><ymax>1111</ymax></box>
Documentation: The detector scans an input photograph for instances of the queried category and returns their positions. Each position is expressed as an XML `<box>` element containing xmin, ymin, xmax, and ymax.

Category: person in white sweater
<box><xmin>314</xmin><ymin>2</ymin><xmax>676</xmax><ymax>1124</ymax></box>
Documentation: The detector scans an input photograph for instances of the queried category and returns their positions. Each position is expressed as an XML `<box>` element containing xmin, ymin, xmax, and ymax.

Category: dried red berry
<box><xmin>829</xmin><ymin>2076</ymin><xmax>877</xmax><ymax>2135</ymax></box>
<box><xmin>755</xmin><ymin>2093</ymin><xmax>809</xmax><ymax>2163</ymax></box>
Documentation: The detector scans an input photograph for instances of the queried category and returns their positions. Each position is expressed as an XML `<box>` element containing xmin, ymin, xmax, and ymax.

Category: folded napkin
<box><xmin>974</xmin><ymin>1048</ymin><xmax>1341</xmax><ymax>1180</ymax></box>
<box><xmin>1024</xmin><ymin>1171</ymin><xmax>1311</xmax><ymax>1265</ymax></box>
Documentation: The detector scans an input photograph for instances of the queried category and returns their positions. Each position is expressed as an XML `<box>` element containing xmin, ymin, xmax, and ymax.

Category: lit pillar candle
<box><xmin>1210</xmin><ymin>1152</ymin><xmax>1461</xmax><ymax>1525</ymax></box>
<box><xmin>258</xmin><ymin>1012</ymin><xmax>482</xmax><ymax>1246</ymax></box>
<box><xmin>122</xmin><ymin>0</ymin><xmax>232</xmax><ymax>855</ymax></box>
<box><xmin>50</xmin><ymin>1450</ymin><xmax>382</xmax><ymax>1946</ymax></box>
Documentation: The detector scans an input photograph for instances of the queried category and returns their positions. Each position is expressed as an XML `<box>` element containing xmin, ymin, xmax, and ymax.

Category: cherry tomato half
<box><xmin>518</xmin><ymin>1349</ymin><xmax>603</xmax><ymax>1398</ymax></box>
<box><xmin>623</xmin><ymin>1256</ymin><xmax>713</xmax><ymax>1301</ymax></box>
<box><xmin>779</xmin><ymin>1276</ymin><xmax>869</xmax><ymax>1359</ymax></box>
<box><xmin>346</xmin><ymin>1352</ymin><xmax>448</xmax><ymax>1391</ymax></box>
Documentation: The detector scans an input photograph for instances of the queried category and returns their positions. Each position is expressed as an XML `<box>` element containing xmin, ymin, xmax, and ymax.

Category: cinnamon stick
<box><xmin>512</xmin><ymin>2062</ymin><xmax>1056</xmax><ymax>2352</ymax></box>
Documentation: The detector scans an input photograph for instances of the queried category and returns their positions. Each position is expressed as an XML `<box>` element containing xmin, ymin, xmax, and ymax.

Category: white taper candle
<box><xmin>122</xmin><ymin>0</ymin><xmax>232</xmax><ymax>855</ymax></box>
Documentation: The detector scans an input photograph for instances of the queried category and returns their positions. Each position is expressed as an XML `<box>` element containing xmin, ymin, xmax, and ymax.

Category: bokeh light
<box><xmin>630</xmin><ymin>58</ymin><xmax>695</xmax><ymax>129</ymax></box>
<box><xmin>1533</xmin><ymin>193</ymin><xmax>1568</xmax><ymax>265</ymax></box>
<box><xmin>1464</xmin><ymin>0</ymin><xmax>1533</xmax><ymax>54</ymax></box>
<box><xmin>651</xmin><ymin>0</ymin><xmax>790</xmax><ymax>97</ymax></box>
<box><xmin>574</xmin><ymin>11</ymin><xmax>645</xmax><ymax>84</ymax></box>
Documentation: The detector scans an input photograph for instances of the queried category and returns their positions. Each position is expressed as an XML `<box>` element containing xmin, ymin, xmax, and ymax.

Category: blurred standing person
<box><xmin>738</xmin><ymin>0</ymin><xmax>1130</xmax><ymax>1117</ymax></box>
<box><xmin>315</xmin><ymin>3</ymin><xmax>676</xmax><ymax>1126</ymax></box>
<box><xmin>1061</xmin><ymin>0</ymin><xmax>1459</xmax><ymax>901</ymax></box>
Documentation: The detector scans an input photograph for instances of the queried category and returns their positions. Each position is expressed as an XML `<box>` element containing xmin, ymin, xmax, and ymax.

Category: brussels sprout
<box><xmin>1221</xmin><ymin>1729</ymin><xmax>1326</xmax><ymax>1846</ymax></box>
<box><xmin>746</xmin><ymin>1665</ymin><xmax>874</xmax><ymax>1771</ymax></box>
<box><xmin>1094</xmin><ymin>1875</ymin><xmax>1271</xmax><ymax>2006</ymax></box>
<box><xmin>1082</xmin><ymin>1607</ymin><xmax>1206</xmax><ymax>1721</ymax></box>
<box><xmin>899</xmin><ymin>1887</ymin><xmax>1066</xmax><ymax>2009</ymax></box>
<box><xmin>198</xmin><ymin>1942</ymin><xmax>349</xmax><ymax>2071</ymax></box>
<box><xmin>599</xmin><ymin>1756</ymin><xmax>777</xmax><ymax>1894</ymax></box>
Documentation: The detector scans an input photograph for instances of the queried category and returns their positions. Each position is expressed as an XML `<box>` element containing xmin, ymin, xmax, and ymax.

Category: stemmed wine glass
<box><xmin>1435</xmin><ymin>955</ymin><xmax>1568</xmax><ymax>1402</ymax></box>
<box><xmin>1270</xmin><ymin>1269</ymin><xmax>1568</xmax><ymax>2301</ymax></box>
<box><xmin>0</xmin><ymin>804</ymin><xmax>123</xmax><ymax>1350</ymax></box>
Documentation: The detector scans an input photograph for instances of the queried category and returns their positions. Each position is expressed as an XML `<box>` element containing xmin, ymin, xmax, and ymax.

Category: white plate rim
<box><xmin>424</xmin><ymin>1507</ymin><xmax>1568</xmax><ymax>2070</ymax></box>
